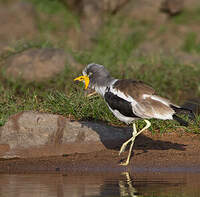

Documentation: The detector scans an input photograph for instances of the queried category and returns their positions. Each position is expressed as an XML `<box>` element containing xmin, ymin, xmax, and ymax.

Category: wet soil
<box><xmin>1</xmin><ymin>131</ymin><xmax>200</xmax><ymax>173</ymax></box>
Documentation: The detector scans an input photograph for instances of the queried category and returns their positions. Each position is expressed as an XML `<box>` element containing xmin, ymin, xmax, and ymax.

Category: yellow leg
<box><xmin>87</xmin><ymin>91</ymin><xmax>97</xmax><ymax>97</ymax></box>
<box><xmin>119</xmin><ymin>120</ymin><xmax>151</xmax><ymax>166</ymax></box>
<box><xmin>119</xmin><ymin>123</ymin><xmax>137</xmax><ymax>155</ymax></box>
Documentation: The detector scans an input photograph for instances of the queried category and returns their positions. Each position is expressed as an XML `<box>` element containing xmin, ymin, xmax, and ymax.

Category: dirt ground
<box><xmin>1</xmin><ymin>131</ymin><xmax>200</xmax><ymax>174</ymax></box>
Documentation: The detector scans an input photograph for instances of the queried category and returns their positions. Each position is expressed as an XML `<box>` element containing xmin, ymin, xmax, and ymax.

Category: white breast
<box><xmin>107</xmin><ymin>106</ymin><xmax>137</xmax><ymax>124</ymax></box>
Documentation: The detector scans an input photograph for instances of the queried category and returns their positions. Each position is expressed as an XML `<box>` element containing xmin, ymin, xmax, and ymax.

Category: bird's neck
<box><xmin>94</xmin><ymin>78</ymin><xmax>117</xmax><ymax>96</ymax></box>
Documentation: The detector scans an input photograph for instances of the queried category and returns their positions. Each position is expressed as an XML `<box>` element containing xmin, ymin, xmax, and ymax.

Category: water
<box><xmin>0</xmin><ymin>170</ymin><xmax>199</xmax><ymax>197</ymax></box>
<box><xmin>1</xmin><ymin>171</ymin><xmax>200</xmax><ymax>197</ymax></box>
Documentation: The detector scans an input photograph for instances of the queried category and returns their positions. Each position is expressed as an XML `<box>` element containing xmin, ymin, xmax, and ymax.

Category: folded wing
<box><xmin>112</xmin><ymin>79</ymin><xmax>176</xmax><ymax>120</ymax></box>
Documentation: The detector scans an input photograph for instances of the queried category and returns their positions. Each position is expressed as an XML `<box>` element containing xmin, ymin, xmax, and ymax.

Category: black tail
<box><xmin>170</xmin><ymin>105</ymin><xmax>196</xmax><ymax>126</ymax></box>
<box><xmin>172</xmin><ymin>114</ymin><xmax>188</xmax><ymax>126</ymax></box>
<box><xmin>170</xmin><ymin>105</ymin><xmax>195</xmax><ymax>120</ymax></box>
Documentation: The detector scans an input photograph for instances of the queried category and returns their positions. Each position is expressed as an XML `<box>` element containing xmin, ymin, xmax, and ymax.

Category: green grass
<box><xmin>30</xmin><ymin>0</ymin><xmax>66</xmax><ymax>14</ymax></box>
<box><xmin>172</xmin><ymin>7</ymin><xmax>200</xmax><ymax>24</ymax></box>
<box><xmin>0</xmin><ymin>79</ymin><xmax>120</xmax><ymax>126</ymax></box>
<box><xmin>0</xmin><ymin>40</ymin><xmax>54</xmax><ymax>62</ymax></box>
<box><xmin>29</xmin><ymin>0</ymin><xmax>80</xmax><ymax>46</ymax></box>
<box><xmin>182</xmin><ymin>32</ymin><xmax>200</xmax><ymax>53</ymax></box>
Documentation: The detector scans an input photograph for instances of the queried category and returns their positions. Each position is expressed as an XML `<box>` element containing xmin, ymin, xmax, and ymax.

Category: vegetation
<box><xmin>172</xmin><ymin>7</ymin><xmax>200</xmax><ymax>24</ymax></box>
<box><xmin>182</xmin><ymin>32</ymin><xmax>200</xmax><ymax>53</ymax></box>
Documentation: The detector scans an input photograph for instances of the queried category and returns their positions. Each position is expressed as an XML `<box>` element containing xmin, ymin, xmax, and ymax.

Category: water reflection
<box><xmin>0</xmin><ymin>171</ymin><xmax>199</xmax><ymax>197</ymax></box>
<box><xmin>119</xmin><ymin>172</ymin><xmax>140</xmax><ymax>197</ymax></box>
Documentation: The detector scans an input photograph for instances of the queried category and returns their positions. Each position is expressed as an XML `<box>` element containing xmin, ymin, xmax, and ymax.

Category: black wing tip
<box><xmin>170</xmin><ymin>105</ymin><xmax>196</xmax><ymax>121</ymax></box>
<box><xmin>173</xmin><ymin>114</ymin><xmax>189</xmax><ymax>127</ymax></box>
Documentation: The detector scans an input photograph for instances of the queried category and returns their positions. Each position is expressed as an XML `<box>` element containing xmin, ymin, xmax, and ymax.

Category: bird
<box><xmin>74</xmin><ymin>63</ymin><xmax>195</xmax><ymax>166</ymax></box>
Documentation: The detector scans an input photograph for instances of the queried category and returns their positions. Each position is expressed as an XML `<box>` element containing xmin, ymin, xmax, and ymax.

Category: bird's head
<box><xmin>74</xmin><ymin>63</ymin><xmax>111</xmax><ymax>89</ymax></box>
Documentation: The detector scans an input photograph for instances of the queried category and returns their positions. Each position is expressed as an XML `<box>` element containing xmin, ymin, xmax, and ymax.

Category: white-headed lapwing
<box><xmin>74</xmin><ymin>63</ymin><xmax>194</xmax><ymax>166</ymax></box>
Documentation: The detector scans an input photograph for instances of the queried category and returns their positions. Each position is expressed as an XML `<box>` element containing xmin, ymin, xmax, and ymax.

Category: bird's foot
<box><xmin>119</xmin><ymin>159</ymin><xmax>130</xmax><ymax>166</ymax></box>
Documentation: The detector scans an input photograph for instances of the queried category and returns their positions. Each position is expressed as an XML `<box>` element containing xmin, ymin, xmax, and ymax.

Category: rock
<box><xmin>0</xmin><ymin>42</ymin><xmax>9</xmax><ymax>56</ymax></box>
<box><xmin>60</xmin><ymin>0</ymin><xmax>129</xmax><ymax>14</ymax></box>
<box><xmin>182</xmin><ymin>98</ymin><xmax>200</xmax><ymax>115</ymax></box>
<box><xmin>79</xmin><ymin>0</ymin><xmax>104</xmax><ymax>49</ymax></box>
<box><xmin>161</xmin><ymin>0</ymin><xmax>184</xmax><ymax>16</ymax></box>
<box><xmin>120</xmin><ymin>0</ymin><xmax>167</xmax><ymax>24</ymax></box>
<box><xmin>0</xmin><ymin>2</ymin><xmax>38</xmax><ymax>43</ymax></box>
<box><xmin>59</xmin><ymin>0</ymin><xmax>82</xmax><ymax>13</ymax></box>
<box><xmin>0</xmin><ymin>111</ymin><xmax>131</xmax><ymax>158</ymax></box>
<box><xmin>104</xmin><ymin>0</ymin><xmax>131</xmax><ymax>13</ymax></box>
<box><xmin>184</xmin><ymin>0</ymin><xmax>200</xmax><ymax>10</ymax></box>
<box><xmin>5</xmin><ymin>48</ymin><xmax>78</xmax><ymax>81</ymax></box>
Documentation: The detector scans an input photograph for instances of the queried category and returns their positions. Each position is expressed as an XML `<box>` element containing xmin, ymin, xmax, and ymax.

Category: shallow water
<box><xmin>1</xmin><ymin>171</ymin><xmax>200</xmax><ymax>197</ymax></box>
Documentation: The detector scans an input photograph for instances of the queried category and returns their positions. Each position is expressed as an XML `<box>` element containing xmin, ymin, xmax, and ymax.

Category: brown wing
<box><xmin>113</xmin><ymin>79</ymin><xmax>174</xmax><ymax>119</ymax></box>
<box><xmin>113</xmin><ymin>79</ymin><xmax>155</xmax><ymax>101</ymax></box>
<box><xmin>135</xmin><ymin>97</ymin><xmax>174</xmax><ymax>119</ymax></box>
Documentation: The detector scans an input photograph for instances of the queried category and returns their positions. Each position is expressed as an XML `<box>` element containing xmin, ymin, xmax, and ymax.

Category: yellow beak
<box><xmin>74</xmin><ymin>75</ymin><xmax>90</xmax><ymax>89</ymax></box>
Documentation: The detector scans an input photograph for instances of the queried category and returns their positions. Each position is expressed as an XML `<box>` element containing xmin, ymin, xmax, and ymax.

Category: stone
<box><xmin>0</xmin><ymin>2</ymin><xmax>38</xmax><ymax>43</ymax></box>
<box><xmin>161</xmin><ymin>0</ymin><xmax>184</xmax><ymax>16</ymax></box>
<box><xmin>60</xmin><ymin>0</ymin><xmax>129</xmax><ymax>14</ymax></box>
<box><xmin>184</xmin><ymin>0</ymin><xmax>200</xmax><ymax>10</ymax></box>
<box><xmin>120</xmin><ymin>0</ymin><xmax>167</xmax><ymax>24</ymax></box>
<box><xmin>104</xmin><ymin>0</ymin><xmax>130</xmax><ymax>13</ymax></box>
<box><xmin>0</xmin><ymin>111</ymin><xmax>131</xmax><ymax>158</ymax></box>
<box><xmin>5</xmin><ymin>48</ymin><xmax>78</xmax><ymax>81</ymax></box>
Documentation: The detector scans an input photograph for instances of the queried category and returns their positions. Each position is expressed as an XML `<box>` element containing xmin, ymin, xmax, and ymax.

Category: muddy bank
<box><xmin>1</xmin><ymin>131</ymin><xmax>200</xmax><ymax>173</ymax></box>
